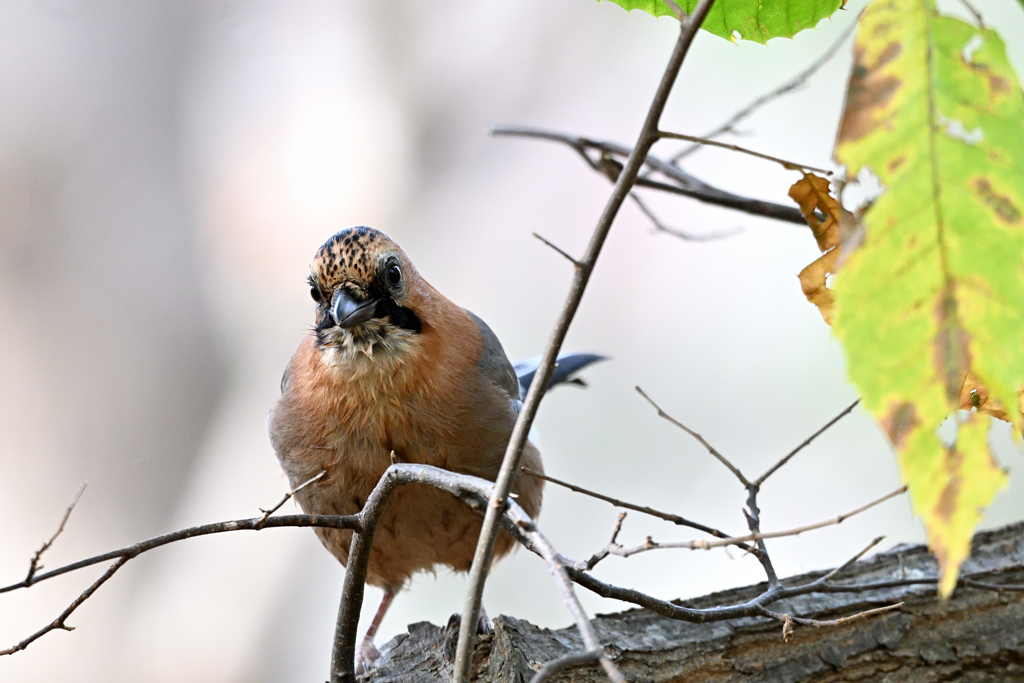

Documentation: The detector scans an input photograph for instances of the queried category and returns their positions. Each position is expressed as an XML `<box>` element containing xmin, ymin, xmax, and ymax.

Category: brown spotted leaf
<box><xmin>896</xmin><ymin>412</ymin><xmax>1006</xmax><ymax>596</ymax></box>
<box><xmin>832</xmin><ymin>0</ymin><xmax>1024</xmax><ymax>595</ymax></box>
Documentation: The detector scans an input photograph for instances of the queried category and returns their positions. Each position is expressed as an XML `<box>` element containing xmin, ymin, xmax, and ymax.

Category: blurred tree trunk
<box><xmin>366</xmin><ymin>522</ymin><xmax>1024</xmax><ymax>682</ymax></box>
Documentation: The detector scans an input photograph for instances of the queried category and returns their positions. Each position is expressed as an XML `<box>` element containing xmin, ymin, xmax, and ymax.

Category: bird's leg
<box><xmin>356</xmin><ymin>588</ymin><xmax>395</xmax><ymax>674</ymax></box>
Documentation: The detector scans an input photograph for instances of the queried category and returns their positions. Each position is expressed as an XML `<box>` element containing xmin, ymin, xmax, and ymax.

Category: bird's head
<box><xmin>308</xmin><ymin>226</ymin><xmax>424</xmax><ymax>358</ymax></box>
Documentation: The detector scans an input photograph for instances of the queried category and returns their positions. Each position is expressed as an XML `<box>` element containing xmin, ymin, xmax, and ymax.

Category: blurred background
<box><xmin>2</xmin><ymin>0</ymin><xmax>1023</xmax><ymax>680</ymax></box>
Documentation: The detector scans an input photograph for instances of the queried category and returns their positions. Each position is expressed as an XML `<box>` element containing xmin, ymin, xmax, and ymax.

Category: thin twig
<box><xmin>1</xmin><ymin>557</ymin><xmax>128</xmax><ymax>656</ymax></box>
<box><xmin>528</xmin><ymin>515</ymin><xmax>626</xmax><ymax>683</ymax></box>
<box><xmin>658</xmin><ymin>131</ymin><xmax>832</xmax><ymax>174</ymax></box>
<box><xmin>630</xmin><ymin>193</ymin><xmax>743</xmax><ymax>242</ymax></box>
<box><xmin>532</xmin><ymin>650</ymin><xmax>603</xmax><ymax>683</ymax></box>
<box><xmin>25</xmin><ymin>483</ymin><xmax>86</xmax><ymax>586</ymax></box>
<box><xmin>582</xmin><ymin>512</ymin><xmax>629</xmax><ymax>570</ymax></box>
<box><xmin>669</xmin><ymin>17</ymin><xmax>860</xmax><ymax>163</ymax></box>
<box><xmin>519</xmin><ymin>466</ymin><xmax>756</xmax><ymax>554</ymax></box>
<box><xmin>706</xmin><ymin>486</ymin><xmax>905</xmax><ymax>550</ymax></box>
<box><xmin>743</xmin><ymin>485</ymin><xmax>778</xmax><ymax>585</ymax></box>
<box><xmin>760</xmin><ymin>602</ymin><xmax>904</xmax><ymax>629</ymax></box>
<box><xmin>754</xmin><ymin>399</ymin><xmax>860</xmax><ymax>486</ymax></box>
<box><xmin>1</xmin><ymin>462</ymin><xmax>1015</xmax><ymax>665</ymax></box>
<box><xmin>493</xmin><ymin>126</ymin><xmax>808</xmax><ymax>225</ymax></box>
<box><xmin>961</xmin><ymin>578</ymin><xmax>1024</xmax><ymax>592</ymax></box>
<box><xmin>453</xmin><ymin>5</ymin><xmax>718</xmax><ymax>681</ymax></box>
<box><xmin>957</xmin><ymin>0</ymin><xmax>985</xmax><ymax>28</ymax></box>
<box><xmin>662</xmin><ymin>0</ymin><xmax>686</xmax><ymax>21</ymax></box>
<box><xmin>0</xmin><ymin>513</ymin><xmax>362</xmax><ymax>596</ymax></box>
<box><xmin>592</xmin><ymin>491</ymin><xmax>898</xmax><ymax>559</ymax></box>
<box><xmin>255</xmin><ymin>470</ymin><xmax>326</xmax><ymax>529</ymax></box>
<box><xmin>635</xmin><ymin>386</ymin><xmax>749</xmax><ymax>486</ymax></box>
<box><xmin>533</xmin><ymin>232</ymin><xmax>582</xmax><ymax>267</ymax></box>
<box><xmin>821</xmin><ymin>536</ymin><xmax>886</xmax><ymax>583</ymax></box>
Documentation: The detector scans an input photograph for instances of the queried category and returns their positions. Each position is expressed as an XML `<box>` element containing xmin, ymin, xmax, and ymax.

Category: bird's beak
<box><xmin>330</xmin><ymin>289</ymin><xmax>378</xmax><ymax>328</ymax></box>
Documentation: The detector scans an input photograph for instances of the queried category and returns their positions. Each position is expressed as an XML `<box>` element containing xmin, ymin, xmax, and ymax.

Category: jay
<box><xmin>267</xmin><ymin>226</ymin><xmax>601</xmax><ymax>667</ymax></box>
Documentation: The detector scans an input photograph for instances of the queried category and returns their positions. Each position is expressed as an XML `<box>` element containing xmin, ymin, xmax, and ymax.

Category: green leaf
<box><xmin>596</xmin><ymin>0</ymin><xmax>844</xmax><ymax>43</ymax></box>
<box><xmin>897</xmin><ymin>413</ymin><xmax>1006</xmax><ymax>596</ymax></box>
<box><xmin>832</xmin><ymin>0</ymin><xmax>1024</xmax><ymax>594</ymax></box>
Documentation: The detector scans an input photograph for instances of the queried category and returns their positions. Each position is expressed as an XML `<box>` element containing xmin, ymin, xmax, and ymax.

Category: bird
<box><xmin>267</xmin><ymin>226</ymin><xmax>603</xmax><ymax>668</ymax></box>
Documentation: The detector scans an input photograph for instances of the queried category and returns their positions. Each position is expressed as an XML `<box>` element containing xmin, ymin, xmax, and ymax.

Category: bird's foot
<box><xmin>355</xmin><ymin>638</ymin><xmax>381</xmax><ymax>675</ymax></box>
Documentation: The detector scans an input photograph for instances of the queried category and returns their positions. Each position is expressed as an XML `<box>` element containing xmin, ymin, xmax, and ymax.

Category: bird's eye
<box><xmin>385</xmin><ymin>263</ymin><xmax>402</xmax><ymax>289</ymax></box>
<box><xmin>310</xmin><ymin>287</ymin><xmax>322</xmax><ymax>303</ymax></box>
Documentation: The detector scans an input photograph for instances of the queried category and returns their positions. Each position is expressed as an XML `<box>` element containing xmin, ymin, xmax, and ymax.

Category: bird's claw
<box><xmin>355</xmin><ymin>640</ymin><xmax>381</xmax><ymax>675</ymax></box>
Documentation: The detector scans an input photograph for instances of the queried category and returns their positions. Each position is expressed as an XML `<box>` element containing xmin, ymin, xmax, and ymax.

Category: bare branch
<box><xmin>658</xmin><ymin>131</ymin><xmax>833</xmax><ymax>174</ymax></box>
<box><xmin>255</xmin><ymin>470</ymin><xmax>326</xmax><ymax>529</ymax></box>
<box><xmin>960</xmin><ymin>578</ymin><xmax>1024</xmax><ymax>592</ymax></box>
<box><xmin>25</xmin><ymin>483</ymin><xmax>86</xmax><ymax>586</ymax></box>
<box><xmin>820</xmin><ymin>536</ymin><xmax>886</xmax><ymax>583</ymax></box>
<box><xmin>957</xmin><ymin>0</ymin><xmax>985</xmax><ymax>28</ymax></box>
<box><xmin>743</xmin><ymin>486</ymin><xmax>779</xmax><ymax>586</ymax></box>
<box><xmin>582</xmin><ymin>512</ymin><xmax>629</xmax><ymax>571</ymax></box>
<box><xmin>635</xmin><ymin>386</ymin><xmax>750</xmax><ymax>486</ymax></box>
<box><xmin>582</xmin><ymin>490</ymin><xmax>901</xmax><ymax>561</ymax></box>
<box><xmin>492</xmin><ymin>126</ymin><xmax>809</xmax><ymax>225</ymax></box>
<box><xmin>533</xmin><ymin>232</ymin><xmax>582</xmax><ymax>267</ymax></box>
<box><xmin>331</xmin><ymin>464</ymin><xmax>624</xmax><ymax>683</ymax></box>
<box><xmin>630</xmin><ymin>193</ymin><xmax>743</xmax><ymax>242</ymax></box>
<box><xmin>453</xmin><ymin>5</ymin><xmax>719</xmax><ymax>680</ymax></box>
<box><xmin>754</xmin><ymin>399</ymin><xmax>860</xmax><ymax>486</ymax></box>
<box><xmin>531</xmin><ymin>650</ymin><xmax>603</xmax><ymax>683</ymax></box>
<box><xmin>707</xmin><ymin>486</ymin><xmax>905</xmax><ymax>550</ymax></box>
<box><xmin>662</xmin><ymin>0</ymin><xmax>687</xmax><ymax>22</ymax></box>
<box><xmin>1</xmin><ymin>557</ymin><xmax>128</xmax><ymax>656</ymax></box>
<box><xmin>0</xmin><ymin>461</ymin><xmax>1009</xmax><ymax>668</ymax></box>
<box><xmin>669</xmin><ymin>17</ymin><xmax>860</xmax><ymax>163</ymax></box>
<box><xmin>759</xmin><ymin>602</ymin><xmax>905</xmax><ymax>629</ymax></box>
<box><xmin>519</xmin><ymin>466</ymin><xmax>756</xmax><ymax>554</ymax></box>
<box><xmin>0</xmin><ymin>513</ymin><xmax>361</xmax><ymax>596</ymax></box>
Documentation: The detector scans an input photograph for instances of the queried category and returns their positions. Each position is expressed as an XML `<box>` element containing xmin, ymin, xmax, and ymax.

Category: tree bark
<box><xmin>366</xmin><ymin>522</ymin><xmax>1024</xmax><ymax>682</ymax></box>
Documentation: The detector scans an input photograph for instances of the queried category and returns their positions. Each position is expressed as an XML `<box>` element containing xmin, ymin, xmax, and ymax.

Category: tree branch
<box><xmin>0</xmin><ymin>461</ymin><xmax>1008</xmax><ymax>670</ymax></box>
<box><xmin>669</xmin><ymin>17</ymin><xmax>859</xmax><ymax>163</ymax></box>
<box><xmin>256</xmin><ymin>470</ymin><xmax>325</xmax><ymax>529</ymax></box>
<box><xmin>582</xmin><ymin>488</ymin><xmax>903</xmax><ymax>564</ymax></box>
<box><xmin>754</xmin><ymin>399</ymin><xmax>860</xmax><ymax>486</ymax></box>
<box><xmin>492</xmin><ymin>125</ymin><xmax>809</xmax><ymax>225</ymax></box>
<box><xmin>658</xmin><ymin>130</ymin><xmax>833</xmax><ymax>174</ymax></box>
<box><xmin>24</xmin><ymin>483</ymin><xmax>86</xmax><ymax>586</ymax></box>
<box><xmin>531</xmin><ymin>650</ymin><xmax>603</xmax><ymax>683</ymax></box>
<box><xmin>0</xmin><ymin>513</ymin><xmax>362</xmax><ymax>597</ymax></box>
<box><xmin>519</xmin><ymin>466</ymin><xmax>755</xmax><ymax>554</ymax></box>
<box><xmin>629</xmin><ymin>192</ymin><xmax>743</xmax><ymax>242</ymax></box>
<box><xmin>453</xmin><ymin>5</ymin><xmax>719</xmax><ymax>681</ymax></box>
<box><xmin>635</xmin><ymin>386</ymin><xmax>750</xmax><ymax>486</ymax></box>
<box><xmin>330</xmin><ymin>465</ymin><xmax>623</xmax><ymax>683</ymax></box>
<box><xmin>1</xmin><ymin>557</ymin><xmax>128</xmax><ymax>656</ymax></box>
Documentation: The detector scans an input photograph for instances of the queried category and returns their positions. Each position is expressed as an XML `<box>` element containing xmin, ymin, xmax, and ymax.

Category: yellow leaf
<box><xmin>831</xmin><ymin>0</ymin><xmax>1024</xmax><ymax>594</ymax></box>
<box><xmin>896</xmin><ymin>412</ymin><xmax>1007</xmax><ymax>596</ymax></box>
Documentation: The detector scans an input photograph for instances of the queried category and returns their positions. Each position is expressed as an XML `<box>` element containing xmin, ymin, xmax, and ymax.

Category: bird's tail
<box><xmin>513</xmin><ymin>353</ymin><xmax>606</xmax><ymax>397</ymax></box>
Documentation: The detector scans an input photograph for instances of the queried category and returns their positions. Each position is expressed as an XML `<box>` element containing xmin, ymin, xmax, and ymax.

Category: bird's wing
<box><xmin>464</xmin><ymin>309</ymin><xmax>521</xmax><ymax>403</ymax></box>
<box><xmin>513</xmin><ymin>352</ymin><xmax>607</xmax><ymax>397</ymax></box>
